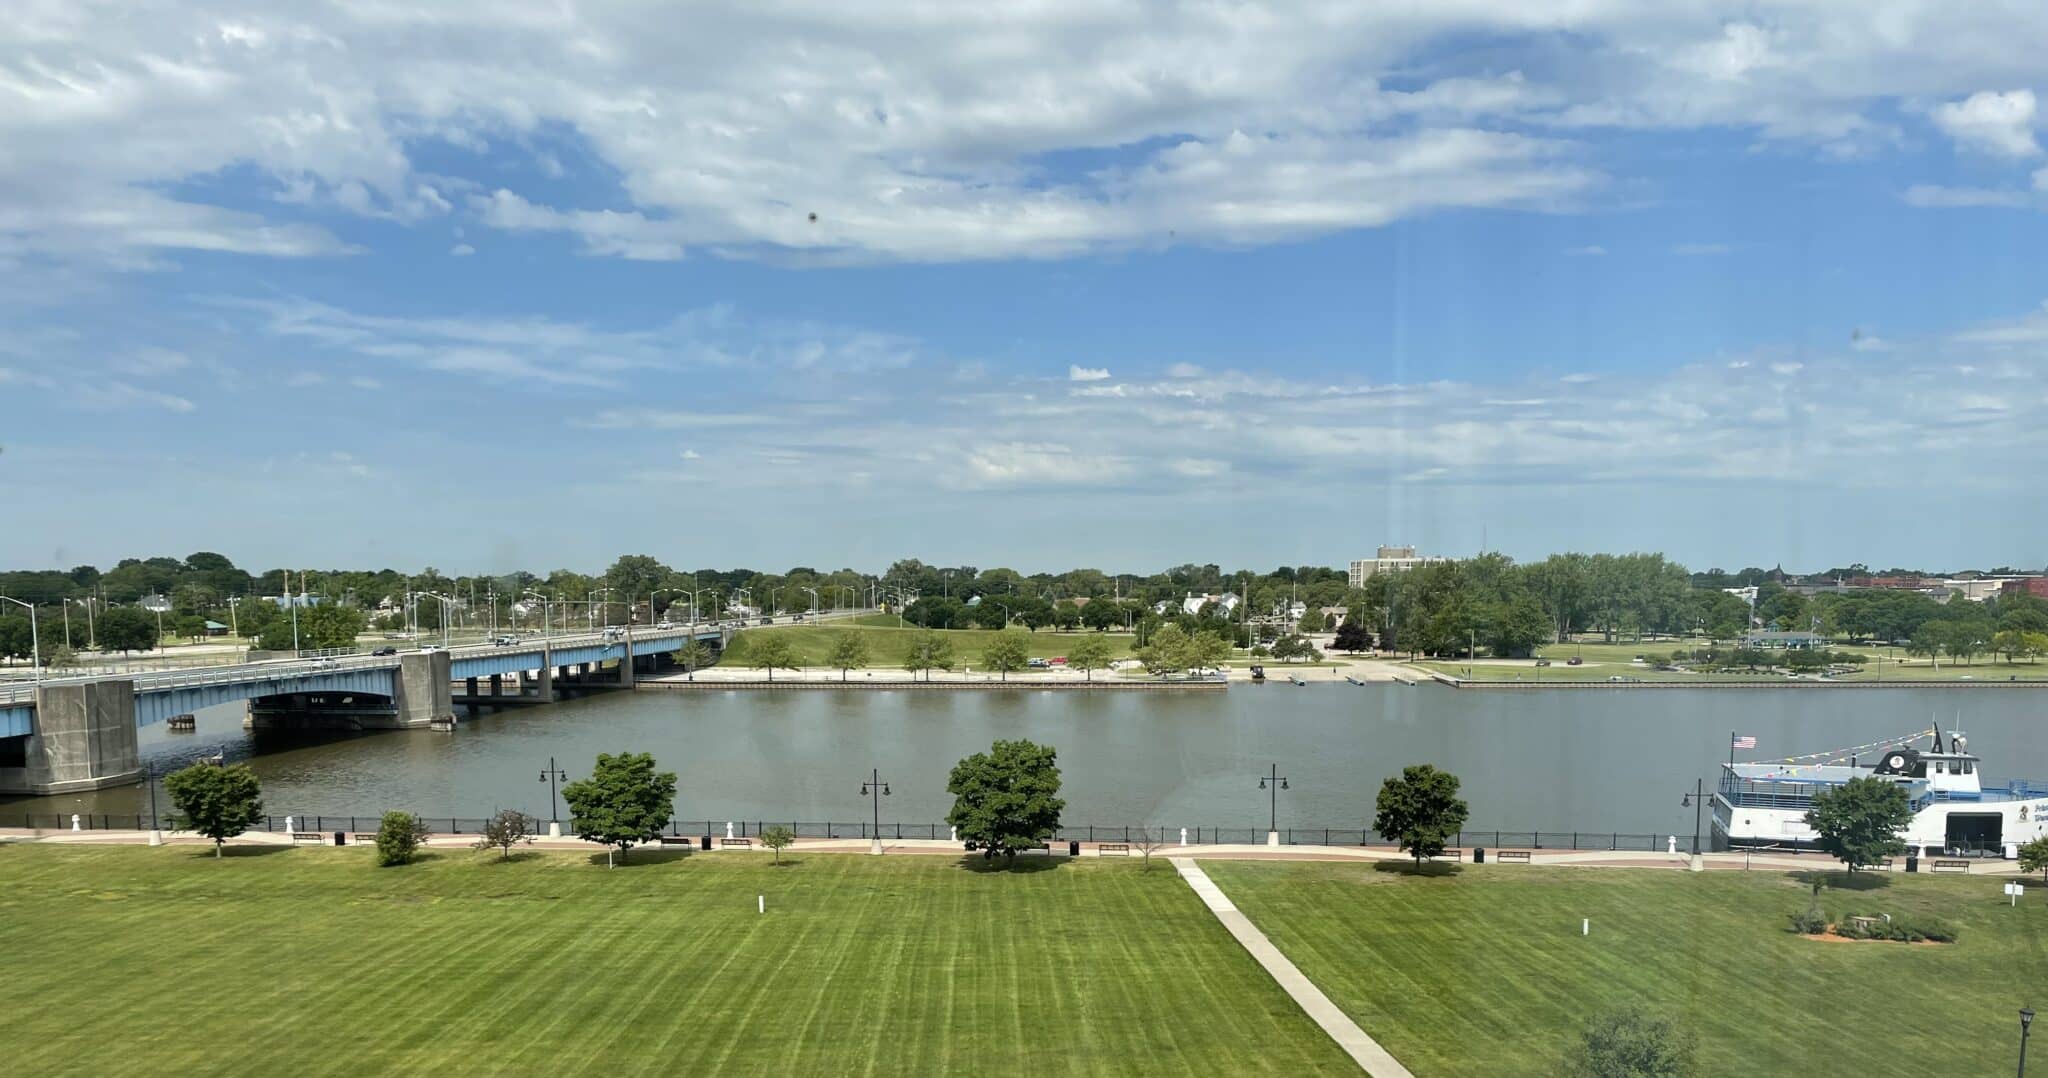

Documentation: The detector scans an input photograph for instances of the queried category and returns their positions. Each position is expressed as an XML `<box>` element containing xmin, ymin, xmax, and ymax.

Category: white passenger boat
<box><xmin>1714</xmin><ymin>727</ymin><xmax>2048</xmax><ymax>857</ymax></box>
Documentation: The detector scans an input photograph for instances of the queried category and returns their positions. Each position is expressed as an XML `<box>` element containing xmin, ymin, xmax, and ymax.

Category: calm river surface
<box><xmin>6</xmin><ymin>686</ymin><xmax>2043</xmax><ymax>834</ymax></box>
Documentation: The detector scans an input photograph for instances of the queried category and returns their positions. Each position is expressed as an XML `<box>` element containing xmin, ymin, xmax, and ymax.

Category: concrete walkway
<box><xmin>1171</xmin><ymin>857</ymin><xmax>1412</xmax><ymax>1077</ymax></box>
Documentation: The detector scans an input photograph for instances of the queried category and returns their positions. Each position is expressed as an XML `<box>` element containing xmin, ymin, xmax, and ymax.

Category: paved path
<box><xmin>1170</xmin><ymin>857</ymin><xmax>1413</xmax><ymax>1077</ymax></box>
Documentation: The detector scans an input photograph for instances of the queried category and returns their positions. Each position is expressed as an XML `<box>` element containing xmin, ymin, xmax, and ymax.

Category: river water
<box><xmin>4</xmin><ymin>685</ymin><xmax>2041</xmax><ymax>835</ymax></box>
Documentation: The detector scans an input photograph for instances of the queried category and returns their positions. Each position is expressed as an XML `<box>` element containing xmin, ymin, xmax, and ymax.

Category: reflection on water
<box><xmin>6</xmin><ymin>685</ymin><xmax>2043</xmax><ymax>835</ymax></box>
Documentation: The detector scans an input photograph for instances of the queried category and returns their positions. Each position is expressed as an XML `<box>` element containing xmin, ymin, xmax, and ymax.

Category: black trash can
<box><xmin>333</xmin><ymin>831</ymin><xmax>346</xmax><ymax>846</ymax></box>
<box><xmin>1905</xmin><ymin>854</ymin><xmax>1918</xmax><ymax>873</ymax></box>
<box><xmin>1473</xmin><ymin>847</ymin><xmax>1485</xmax><ymax>864</ymax></box>
<box><xmin>1069</xmin><ymin>840</ymin><xmax>1081</xmax><ymax>857</ymax></box>
<box><xmin>700</xmin><ymin>835</ymin><xmax>712</xmax><ymax>851</ymax></box>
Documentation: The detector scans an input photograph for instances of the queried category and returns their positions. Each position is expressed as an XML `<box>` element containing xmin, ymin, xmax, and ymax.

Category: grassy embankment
<box><xmin>0</xmin><ymin>846</ymin><xmax>1348</xmax><ymax>1076</ymax></box>
<box><xmin>719</xmin><ymin>622</ymin><xmax>1138</xmax><ymax>671</ymax></box>
<box><xmin>1208</xmin><ymin>859</ymin><xmax>2048</xmax><ymax>1076</ymax></box>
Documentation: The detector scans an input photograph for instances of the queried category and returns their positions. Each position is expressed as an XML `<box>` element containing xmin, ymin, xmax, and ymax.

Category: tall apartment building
<box><xmin>1348</xmin><ymin>546</ymin><xmax>1447</xmax><ymax>588</ymax></box>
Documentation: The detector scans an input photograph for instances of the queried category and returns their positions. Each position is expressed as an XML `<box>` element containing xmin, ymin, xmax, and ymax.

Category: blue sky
<box><xmin>4</xmin><ymin>3</ymin><xmax>2048</xmax><ymax>575</ymax></box>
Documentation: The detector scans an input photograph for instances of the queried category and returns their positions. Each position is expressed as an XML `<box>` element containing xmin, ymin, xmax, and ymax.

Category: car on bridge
<box><xmin>492</xmin><ymin>635</ymin><xmax>518</xmax><ymax>646</ymax></box>
<box><xmin>655</xmin><ymin>621</ymin><xmax>675</xmax><ymax>629</ymax></box>
<box><xmin>371</xmin><ymin>646</ymin><xmax>398</xmax><ymax>656</ymax></box>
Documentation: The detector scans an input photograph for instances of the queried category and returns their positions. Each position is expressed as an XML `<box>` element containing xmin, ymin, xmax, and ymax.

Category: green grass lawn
<box><xmin>1205</xmin><ymin>860</ymin><xmax>2048</xmax><ymax>1076</ymax></box>
<box><xmin>0</xmin><ymin>845</ymin><xmax>1348</xmax><ymax>1076</ymax></box>
<box><xmin>720</xmin><ymin>623</ymin><xmax>1136</xmax><ymax>670</ymax></box>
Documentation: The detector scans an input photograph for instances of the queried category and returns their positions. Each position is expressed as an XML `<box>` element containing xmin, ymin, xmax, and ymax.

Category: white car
<box><xmin>418</xmin><ymin>644</ymin><xmax>442</xmax><ymax>653</ymax></box>
<box><xmin>655</xmin><ymin>621</ymin><xmax>675</xmax><ymax>630</ymax></box>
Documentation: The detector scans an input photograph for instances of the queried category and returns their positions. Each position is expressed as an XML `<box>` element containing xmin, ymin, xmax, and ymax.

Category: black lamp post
<box><xmin>1680</xmin><ymin>777</ymin><xmax>1706</xmax><ymax>856</ymax></box>
<box><xmin>1258</xmin><ymin>764</ymin><xmax>1289</xmax><ymax>838</ymax></box>
<box><xmin>860</xmin><ymin>768</ymin><xmax>891</xmax><ymax>854</ymax></box>
<box><xmin>2022</xmin><ymin>1007</ymin><xmax>2034</xmax><ymax>1077</ymax></box>
<box><xmin>538</xmin><ymin>757</ymin><xmax>567</xmax><ymax>827</ymax></box>
<box><xmin>146</xmin><ymin>758</ymin><xmax>159</xmax><ymax>831</ymax></box>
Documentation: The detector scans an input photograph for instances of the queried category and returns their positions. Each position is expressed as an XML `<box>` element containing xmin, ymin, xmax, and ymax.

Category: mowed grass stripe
<box><xmin>1206</xmin><ymin>860</ymin><xmax>2048</xmax><ymax>1077</ymax></box>
<box><xmin>0</xmin><ymin>846</ymin><xmax>1352</xmax><ymax>1075</ymax></box>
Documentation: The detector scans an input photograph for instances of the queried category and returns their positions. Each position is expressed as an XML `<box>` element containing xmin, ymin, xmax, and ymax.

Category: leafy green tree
<box><xmin>1187</xmin><ymin>630</ymin><xmax>1232</xmax><ymax>671</ymax></box>
<box><xmin>1269</xmin><ymin>632</ymin><xmax>1312</xmax><ymax>663</ymax></box>
<box><xmin>946</xmin><ymin>738</ymin><xmax>1065</xmax><ymax>867</ymax></box>
<box><xmin>561</xmin><ymin>752</ymin><xmax>677</xmax><ymax>866</ymax></box>
<box><xmin>2019</xmin><ymin>835</ymin><xmax>2048</xmax><ymax>880</ymax></box>
<box><xmin>96</xmin><ymin>606</ymin><xmax>158</xmax><ymax>654</ymax></box>
<box><xmin>1561</xmin><ymin>1005</ymin><xmax>1698</xmax><ymax>1077</ymax></box>
<box><xmin>746</xmin><ymin>633</ymin><xmax>798</xmax><ymax>680</ymax></box>
<box><xmin>1804</xmin><ymin>776</ymin><xmax>1912</xmax><ymax>873</ymax></box>
<box><xmin>174</xmin><ymin>614</ymin><xmax>207</xmax><ymax>641</ymax></box>
<box><xmin>0</xmin><ymin>615</ymin><xmax>31</xmax><ymax>663</ymax></box>
<box><xmin>761</xmin><ymin>825</ymin><xmax>796</xmax><ymax>864</ymax></box>
<box><xmin>903</xmin><ymin>629</ymin><xmax>956</xmax><ymax>681</ymax></box>
<box><xmin>824</xmin><ymin>630</ymin><xmax>870</xmax><ymax>681</ymax></box>
<box><xmin>981</xmin><ymin>627</ymin><xmax>1031</xmax><ymax>680</ymax></box>
<box><xmin>163</xmin><ymin>762</ymin><xmax>263</xmax><ymax>858</ymax></box>
<box><xmin>1333</xmin><ymin>620</ymin><xmax>1373</xmax><ymax>652</ymax></box>
<box><xmin>1066</xmin><ymin>635</ymin><xmax>1114</xmax><ymax>681</ymax></box>
<box><xmin>302</xmin><ymin>604</ymin><xmax>368</xmax><ymax>649</ymax></box>
<box><xmin>676</xmin><ymin>640</ymin><xmax>712</xmax><ymax>673</ymax></box>
<box><xmin>375</xmin><ymin>812</ymin><xmax>432</xmax><ymax>867</ymax></box>
<box><xmin>1135</xmin><ymin>623</ymin><xmax>1190</xmax><ymax>675</ymax></box>
<box><xmin>1374</xmin><ymin>765</ymin><xmax>1471</xmax><ymax>865</ymax></box>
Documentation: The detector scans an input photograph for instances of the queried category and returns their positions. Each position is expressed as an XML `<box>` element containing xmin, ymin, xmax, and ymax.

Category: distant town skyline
<box><xmin>4</xmin><ymin>5</ymin><xmax>2047</xmax><ymax>572</ymax></box>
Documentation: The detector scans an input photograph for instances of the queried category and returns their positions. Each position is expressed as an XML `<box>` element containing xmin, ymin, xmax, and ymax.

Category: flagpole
<box><xmin>1729</xmin><ymin>730</ymin><xmax>1736</xmax><ymax>769</ymax></box>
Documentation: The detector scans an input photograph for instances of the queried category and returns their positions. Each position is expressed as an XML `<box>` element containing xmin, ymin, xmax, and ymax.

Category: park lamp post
<box><xmin>860</xmin><ymin>767</ymin><xmax>891</xmax><ymax>855</ymax></box>
<box><xmin>1680</xmin><ymin>777</ymin><xmax>1707</xmax><ymax>866</ymax></box>
<box><xmin>0</xmin><ymin>596</ymin><xmax>40</xmax><ymax>685</ymax></box>
<box><xmin>1258</xmin><ymin>764</ymin><xmax>1289</xmax><ymax>847</ymax></box>
<box><xmin>538</xmin><ymin>757</ymin><xmax>568</xmax><ymax>838</ymax></box>
<box><xmin>2021</xmin><ymin>1007</ymin><xmax>2034</xmax><ymax>1077</ymax></box>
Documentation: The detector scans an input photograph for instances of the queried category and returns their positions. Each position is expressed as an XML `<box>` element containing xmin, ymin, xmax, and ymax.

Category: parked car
<box><xmin>371</xmin><ymin>646</ymin><xmax>398</xmax><ymax>656</ymax></box>
<box><xmin>1566</xmin><ymin>656</ymin><xmax>1583</xmax><ymax>666</ymax></box>
<box><xmin>1534</xmin><ymin>658</ymin><xmax>1552</xmax><ymax>667</ymax></box>
<box><xmin>1027</xmin><ymin>657</ymin><xmax>1051</xmax><ymax>668</ymax></box>
<box><xmin>758</xmin><ymin>617</ymin><xmax>773</xmax><ymax>625</ymax></box>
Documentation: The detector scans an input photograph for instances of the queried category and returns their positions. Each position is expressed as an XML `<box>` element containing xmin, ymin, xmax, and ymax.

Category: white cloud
<box><xmin>1165</xmin><ymin>362</ymin><xmax>1205</xmax><ymax>378</ymax></box>
<box><xmin>1672</xmin><ymin>242</ymin><xmax>1732</xmax><ymax>256</ymax></box>
<box><xmin>1930</xmin><ymin>90</ymin><xmax>2041</xmax><ymax>158</ymax></box>
<box><xmin>449</xmin><ymin>243</ymin><xmax>475</xmax><ymax>256</ymax></box>
<box><xmin>1902</xmin><ymin>184</ymin><xmax>2031</xmax><ymax>209</ymax></box>
<box><xmin>680</xmin><ymin>449</ymin><xmax>702</xmax><ymax>460</ymax></box>
<box><xmin>1069</xmin><ymin>365</ymin><xmax>1111</xmax><ymax>382</ymax></box>
<box><xmin>1564</xmin><ymin>245</ymin><xmax>1606</xmax><ymax>256</ymax></box>
<box><xmin>15</xmin><ymin>3</ymin><xmax>2048</xmax><ymax>269</ymax></box>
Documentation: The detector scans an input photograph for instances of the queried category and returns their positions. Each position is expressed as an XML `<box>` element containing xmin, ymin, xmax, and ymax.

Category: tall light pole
<box><xmin>424</xmin><ymin>592</ymin><xmax>456</xmax><ymax>648</ymax></box>
<box><xmin>1257</xmin><ymin>763</ymin><xmax>1289</xmax><ymax>847</ymax></box>
<box><xmin>859</xmin><ymin>767</ymin><xmax>891</xmax><ymax>855</ymax></box>
<box><xmin>803</xmin><ymin>586</ymin><xmax>820</xmax><ymax>617</ymax></box>
<box><xmin>522</xmin><ymin>590</ymin><xmax>553</xmax><ymax>640</ymax></box>
<box><xmin>1680</xmin><ymin>777</ymin><xmax>1706</xmax><ymax>860</ymax></box>
<box><xmin>0</xmin><ymin>596</ymin><xmax>40</xmax><ymax>684</ymax></box>
<box><xmin>538</xmin><ymin>757</ymin><xmax>568</xmax><ymax>838</ymax></box>
<box><xmin>227</xmin><ymin>596</ymin><xmax>241</xmax><ymax>641</ymax></box>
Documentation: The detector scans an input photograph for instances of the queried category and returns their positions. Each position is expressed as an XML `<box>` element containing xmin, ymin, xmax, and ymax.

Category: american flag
<box><xmin>1731</xmin><ymin>735</ymin><xmax>1757</xmax><ymax>749</ymax></box>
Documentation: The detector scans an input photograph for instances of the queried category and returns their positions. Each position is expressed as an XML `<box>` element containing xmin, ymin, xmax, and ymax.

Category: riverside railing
<box><xmin>0</xmin><ymin>813</ymin><xmax>1692</xmax><ymax>850</ymax></box>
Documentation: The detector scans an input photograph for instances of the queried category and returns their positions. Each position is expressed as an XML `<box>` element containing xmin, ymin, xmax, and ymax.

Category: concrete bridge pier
<box><xmin>619</xmin><ymin>637</ymin><xmax>636</xmax><ymax>688</ymax></box>
<box><xmin>392</xmin><ymin>651</ymin><xmax>454</xmax><ymax>728</ymax></box>
<box><xmin>4</xmin><ymin>681</ymin><xmax>144</xmax><ymax>794</ymax></box>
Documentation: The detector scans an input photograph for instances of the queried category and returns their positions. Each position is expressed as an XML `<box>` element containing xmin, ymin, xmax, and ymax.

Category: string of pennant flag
<box><xmin>1761</xmin><ymin>726</ymin><xmax>1937</xmax><ymax>766</ymax></box>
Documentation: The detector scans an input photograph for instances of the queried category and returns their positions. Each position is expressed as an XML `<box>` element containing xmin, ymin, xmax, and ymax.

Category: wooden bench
<box><xmin>720</xmin><ymin>837</ymin><xmax>754</xmax><ymax>848</ymax></box>
<box><xmin>1426</xmin><ymin>849</ymin><xmax>1466</xmax><ymax>862</ymax></box>
<box><xmin>352</xmin><ymin>833</ymin><xmax>379</xmax><ymax>846</ymax></box>
<box><xmin>1931</xmin><ymin>859</ymin><xmax>1971</xmax><ymax>873</ymax></box>
<box><xmin>656</xmin><ymin>835</ymin><xmax>695</xmax><ymax>847</ymax></box>
<box><xmin>1495</xmin><ymin>850</ymin><xmax>1532</xmax><ymax>863</ymax></box>
<box><xmin>290</xmin><ymin>832</ymin><xmax>327</xmax><ymax>845</ymax></box>
<box><xmin>1097</xmin><ymin>843</ymin><xmax>1130</xmax><ymax>855</ymax></box>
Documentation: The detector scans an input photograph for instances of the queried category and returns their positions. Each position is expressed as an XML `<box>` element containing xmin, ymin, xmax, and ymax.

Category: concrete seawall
<box><xmin>638</xmin><ymin>678</ymin><xmax>1226</xmax><ymax>692</ymax></box>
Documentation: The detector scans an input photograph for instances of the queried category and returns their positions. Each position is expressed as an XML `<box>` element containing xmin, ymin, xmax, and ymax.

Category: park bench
<box><xmin>656</xmin><ymin>835</ymin><xmax>694</xmax><ymax>846</ymax></box>
<box><xmin>290</xmin><ymin>832</ymin><xmax>326</xmax><ymax>845</ymax></box>
<box><xmin>1427</xmin><ymin>849</ymin><xmax>1466</xmax><ymax>862</ymax></box>
<box><xmin>1495</xmin><ymin>850</ymin><xmax>1532</xmax><ymax>863</ymax></box>
<box><xmin>1097</xmin><ymin>843</ymin><xmax>1130</xmax><ymax>855</ymax></box>
<box><xmin>1931</xmin><ymin>859</ymin><xmax>1971</xmax><ymax>873</ymax></box>
<box><xmin>352</xmin><ymin>833</ymin><xmax>379</xmax><ymax>845</ymax></box>
<box><xmin>720</xmin><ymin>838</ymin><xmax>754</xmax><ymax>848</ymax></box>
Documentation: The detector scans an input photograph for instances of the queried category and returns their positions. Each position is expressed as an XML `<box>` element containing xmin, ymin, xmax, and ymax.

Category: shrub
<box><xmin>375</xmin><ymin>812</ymin><xmax>431</xmax><ymax>867</ymax></box>
<box><xmin>1787</xmin><ymin>907</ymin><xmax>1828</xmax><ymax>935</ymax></box>
<box><xmin>1899</xmin><ymin>916</ymin><xmax>1957</xmax><ymax>943</ymax></box>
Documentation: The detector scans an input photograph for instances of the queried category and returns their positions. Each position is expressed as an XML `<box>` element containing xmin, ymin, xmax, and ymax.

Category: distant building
<box><xmin>1740</xmin><ymin>630</ymin><xmax>1825</xmax><ymax>650</ymax></box>
<box><xmin>1348</xmin><ymin>546</ymin><xmax>1447</xmax><ymax>588</ymax></box>
<box><xmin>139</xmin><ymin>593</ymin><xmax>173</xmax><ymax>613</ymax></box>
<box><xmin>2002</xmin><ymin>578</ymin><xmax>2048</xmax><ymax>600</ymax></box>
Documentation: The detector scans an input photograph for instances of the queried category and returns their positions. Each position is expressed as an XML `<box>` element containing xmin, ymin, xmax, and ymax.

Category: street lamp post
<box><xmin>1680</xmin><ymin>777</ymin><xmax>1707</xmax><ymax>866</ymax></box>
<box><xmin>1257</xmin><ymin>764</ymin><xmax>1289</xmax><ymax>847</ymax></box>
<box><xmin>0</xmin><ymin>596</ymin><xmax>40</xmax><ymax>685</ymax></box>
<box><xmin>859</xmin><ymin>767</ymin><xmax>891</xmax><ymax>855</ymax></box>
<box><xmin>803</xmin><ymin>586</ymin><xmax>820</xmax><ymax>618</ymax></box>
<box><xmin>2021</xmin><ymin>1007</ymin><xmax>2034</xmax><ymax>1077</ymax></box>
<box><xmin>522</xmin><ymin>590</ymin><xmax>553</xmax><ymax>640</ymax></box>
<box><xmin>145</xmin><ymin>758</ymin><xmax>163</xmax><ymax>845</ymax></box>
<box><xmin>538</xmin><ymin>757</ymin><xmax>568</xmax><ymax>838</ymax></box>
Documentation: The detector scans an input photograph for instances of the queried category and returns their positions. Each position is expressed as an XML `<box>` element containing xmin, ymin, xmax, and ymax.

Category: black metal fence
<box><xmin>0</xmin><ymin>813</ymin><xmax>1684</xmax><ymax>850</ymax></box>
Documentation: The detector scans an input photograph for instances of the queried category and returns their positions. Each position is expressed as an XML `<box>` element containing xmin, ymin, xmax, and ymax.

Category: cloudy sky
<box><xmin>4</xmin><ymin>1</ymin><xmax>2047</xmax><ymax>575</ymax></box>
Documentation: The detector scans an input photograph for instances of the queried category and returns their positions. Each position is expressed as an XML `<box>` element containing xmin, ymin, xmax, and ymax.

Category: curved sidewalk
<box><xmin>1171</xmin><ymin>857</ymin><xmax>1411</xmax><ymax>1077</ymax></box>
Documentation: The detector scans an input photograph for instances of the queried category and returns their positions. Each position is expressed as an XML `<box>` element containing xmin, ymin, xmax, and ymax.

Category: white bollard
<box><xmin>286</xmin><ymin>815</ymin><xmax>295</xmax><ymax>834</ymax></box>
<box><xmin>949</xmin><ymin>825</ymin><xmax>958</xmax><ymax>843</ymax></box>
<box><xmin>71</xmin><ymin>813</ymin><xmax>81</xmax><ymax>832</ymax></box>
<box><xmin>1179</xmin><ymin>827</ymin><xmax>1188</xmax><ymax>846</ymax></box>
<box><xmin>1582</xmin><ymin>918</ymin><xmax>1590</xmax><ymax>936</ymax></box>
<box><xmin>548</xmin><ymin>820</ymin><xmax>561</xmax><ymax>838</ymax></box>
<box><xmin>148</xmin><ymin>829</ymin><xmax>163</xmax><ymax>847</ymax></box>
<box><xmin>758</xmin><ymin>894</ymin><xmax>765</xmax><ymax>914</ymax></box>
<box><xmin>1667</xmin><ymin>835</ymin><xmax>1677</xmax><ymax>855</ymax></box>
<box><xmin>726</xmin><ymin>821</ymin><xmax>735</xmax><ymax>840</ymax></box>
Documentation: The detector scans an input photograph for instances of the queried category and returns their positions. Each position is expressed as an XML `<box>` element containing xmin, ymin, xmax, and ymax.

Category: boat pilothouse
<box><xmin>1714</xmin><ymin>727</ymin><xmax>2048</xmax><ymax>857</ymax></box>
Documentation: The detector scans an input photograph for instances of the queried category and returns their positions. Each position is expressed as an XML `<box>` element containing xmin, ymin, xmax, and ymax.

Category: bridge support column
<box><xmin>392</xmin><ymin>651</ymin><xmax>454</xmax><ymax>728</ymax></box>
<box><xmin>11</xmin><ymin>681</ymin><xmax>143</xmax><ymax>794</ymax></box>
<box><xmin>533</xmin><ymin>648</ymin><xmax>554</xmax><ymax>702</ymax></box>
<box><xmin>619</xmin><ymin>637</ymin><xmax>636</xmax><ymax>688</ymax></box>
<box><xmin>489</xmin><ymin>674</ymin><xmax>502</xmax><ymax>698</ymax></box>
